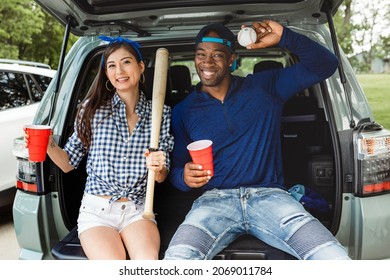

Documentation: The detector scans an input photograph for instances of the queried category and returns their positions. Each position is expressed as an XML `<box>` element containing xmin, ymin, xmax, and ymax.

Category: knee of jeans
<box><xmin>164</xmin><ymin>244</ymin><xmax>205</xmax><ymax>260</ymax></box>
<box><xmin>163</xmin><ymin>224</ymin><xmax>215</xmax><ymax>260</ymax></box>
<box><xmin>305</xmin><ymin>241</ymin><xmax>350</xmax><ymax>260</ymax></box>
<box><xmin>286</xmin><ymin>219</ymin><xmax>344</xmax><ymax>260</ymax></box>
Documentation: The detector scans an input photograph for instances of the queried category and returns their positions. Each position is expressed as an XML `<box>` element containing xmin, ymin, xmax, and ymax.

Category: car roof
<box><xmin>35</xmin><ymin>0</ymin><xmax>343</xmax><ymax>37</ymax></box>
<box><xmin>0</xmin><ymin>63</ymin><xmax>57</xmax><ymax>78</ymax></box>
<box><xmin>0</xmin><ymin>59</ymin><xmax>52</xmax><ymax>69</ymax></box>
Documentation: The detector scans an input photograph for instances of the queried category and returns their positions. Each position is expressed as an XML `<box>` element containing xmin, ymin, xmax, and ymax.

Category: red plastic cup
<box><xmin>25</xmin><ymin>125</ymin><xmax>51</xmax><ymax>162</ymax></box>
<box><xmin>187</xmin><ymin>140</ymin><xmax>214</xmax><ymax>176</ymax></box>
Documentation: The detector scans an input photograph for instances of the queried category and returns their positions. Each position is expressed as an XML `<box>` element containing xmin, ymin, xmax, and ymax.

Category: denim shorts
<box><xmin>77</xmin><ymin>193</ymin><xmax>154</xmax><ymax>236</ymax></box>
<box><xmin>164</xmin><ymin>187</ymin><xmax>350</xmax><ymax>260</ymax></box>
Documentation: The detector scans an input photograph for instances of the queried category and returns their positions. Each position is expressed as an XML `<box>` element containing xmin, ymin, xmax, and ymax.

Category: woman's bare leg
<box><xmin>121</xmin><ymin>219</ymin><xmax>160</xmax><ymax>260</ymax></box>
<box><xmin>80</xmin><ymin>226</ymin><xmax>126</xmax><ymax>260</ymax></box>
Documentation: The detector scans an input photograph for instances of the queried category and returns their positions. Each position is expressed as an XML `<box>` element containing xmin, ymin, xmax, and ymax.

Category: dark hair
<box><xmin>75</xmin><ymin>42</ymin><xmax>145</xmax><ymax>149</ymax></box>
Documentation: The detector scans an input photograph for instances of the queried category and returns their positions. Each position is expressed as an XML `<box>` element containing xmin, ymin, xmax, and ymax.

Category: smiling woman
<box><xmin>105</xmin><ymin>49</ymin><xmax>144</xmax><ymax>97</ymax></box>
<box><xmin>35</xmin><ymin>37</ymin><xmax>175</xmax><ymax>260</ymax></box>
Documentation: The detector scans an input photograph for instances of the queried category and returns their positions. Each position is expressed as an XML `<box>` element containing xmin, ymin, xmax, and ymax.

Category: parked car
<box><xmin>0</xmin><ymin>59</ymin><xmax>56</xmax><ymax>207</ymax></box>
<box><xmin>12</xmin><ymin>0</ymin><xmax>390</xmax><ymax>260</ymax></box>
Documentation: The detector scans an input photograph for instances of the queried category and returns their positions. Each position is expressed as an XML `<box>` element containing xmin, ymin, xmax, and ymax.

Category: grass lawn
<box><xmin>356</xmin><ymin>74</ymin><xmax>390</xmax><ymax>129</ymax></box>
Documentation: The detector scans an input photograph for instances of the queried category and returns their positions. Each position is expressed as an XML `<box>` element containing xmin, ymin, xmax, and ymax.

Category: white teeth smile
<box><xmin>117</xmin><ymin>77</ymin><xmax>129</xmax><ymax>82</ymax></box>
<box><xmin>203</xmin><ymin>70</ymin><xmax>215</xmax><ymax>77</ymax></box>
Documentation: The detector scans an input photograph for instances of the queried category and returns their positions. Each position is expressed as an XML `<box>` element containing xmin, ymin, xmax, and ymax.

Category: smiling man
<box><xmin>193</xmin><ymin>28</ymin><xmax>236</xmax><ymax>100</ymax></box>
<box><xmin>165</xmin><ymin>20</ymin><xmax>350</xmax><ymax>260</ymax></box>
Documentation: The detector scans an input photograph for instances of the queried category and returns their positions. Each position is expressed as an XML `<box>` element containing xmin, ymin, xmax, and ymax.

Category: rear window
<box><xmin>0</xmin><ymin>71</ymin><xmax>30</xmax><ymax>110</ymax></box>
<box><xmin>0</xmin><ymin>70</ymin><xmax>53</xmax><ymax>110</ymax></box>
<box><xmin>28</xmin><ymin>74</ymin><xmax>53</xmax><ymax>102</ymax></box>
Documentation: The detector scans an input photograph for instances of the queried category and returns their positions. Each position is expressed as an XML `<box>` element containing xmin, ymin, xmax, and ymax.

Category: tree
<box><xmin>24</xmin><ymin>13</ymin><xmax>78</xmax><ymax>68</ymax></box>
<box><xmin>0</xmin><ymin>0</ymin><xmax>77</xmax><ymax>68</ymax></box>
<box><xmin>335</xmin><ymin>0</ymin><xmax>390</xmax><ymax>73</ymax></box>
<box><xmin>0</xmin><ymin>0</ymin><xmax>45</xmax><ymax>59</ymax></box>
<box><xmin>334</xmin><ymin>0</ymin><xmax>354</xmax><ymax>56</ymax></box>
<box><xmin>371</xmin><ymin>3</ymin><xmax>390</xmax><ymax>62</ymax></box>
<box><xmin>352</xmin><ymin>0</ymin><xmax>385</xmax><ymax>71</ymax></box>
<box><xmin>376</xmin><ymin>35</ymin><xmax>390</xmax><ymax>59</ymax></box>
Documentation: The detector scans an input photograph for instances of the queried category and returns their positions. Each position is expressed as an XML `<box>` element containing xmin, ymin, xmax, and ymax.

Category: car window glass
<box><xmin>171</xmin><ymin>61</ymin><xmax>199</xmax><ymax>84</ymax></box>
<box><xmin>0</xmin><ymin>71</ymin><xmax>30</xmax><ymax>110</ymax></box>
<box><xmin>27</xmin><ymin>74</ymin><xmax>52</xmax><ymax>102</ymax></box>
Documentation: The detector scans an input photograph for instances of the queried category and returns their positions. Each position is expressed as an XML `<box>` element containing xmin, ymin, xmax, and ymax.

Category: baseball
<box><xmin>237</xmin><ymin>27</ymin><xmax>257</xmax><ymax>47</ymax></box>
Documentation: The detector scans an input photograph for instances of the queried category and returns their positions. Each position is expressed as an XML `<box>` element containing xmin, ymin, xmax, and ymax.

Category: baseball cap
<box><xmin>195</xmin><ymin>23</ymin><xmax>237</xmax><ymax>71</ymax></box>
<box><xmin>195</xmin><ymin>23</ymin><xmax>236</xmax><ymax>53</ymax></box>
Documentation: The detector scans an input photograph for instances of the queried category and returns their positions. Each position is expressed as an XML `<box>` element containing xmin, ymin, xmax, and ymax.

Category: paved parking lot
<box><xmin>0</xmin><ymin>203</ymin><xmax>20</xmax><ymax>260</ymax></box>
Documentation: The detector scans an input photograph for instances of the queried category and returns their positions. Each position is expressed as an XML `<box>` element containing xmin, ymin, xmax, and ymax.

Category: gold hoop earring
<box><xmin>140</xmin><ymin>73</ymin><xmax>145</xmax><ymax>84</ymax></box>
<box><xmin>105</xmin><ymin>80</ymin><xmax>115</xmax><ymax>91</ymax></box>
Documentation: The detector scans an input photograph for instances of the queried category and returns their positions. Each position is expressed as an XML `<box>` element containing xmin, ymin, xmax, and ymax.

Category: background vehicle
<box><xmin>0</xmin><ymin>59</ymin><xmax>56</xmax><ymax>207</ymax></box>
<box><xmin>12</xmin><ymin>0</ymin><xmax>390</xmax><ymax>260</ymax></box>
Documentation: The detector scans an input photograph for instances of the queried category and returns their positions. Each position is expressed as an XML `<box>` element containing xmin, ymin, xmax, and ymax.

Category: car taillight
<box><xmin>356</xmin><ymin>129</ymin><xmax>390</xmax><ymax>196</ymax></box>
<box><xmin>13</xmin><ymin>138</ymin><xmax>45</xmax><ymax>194</ymax></box>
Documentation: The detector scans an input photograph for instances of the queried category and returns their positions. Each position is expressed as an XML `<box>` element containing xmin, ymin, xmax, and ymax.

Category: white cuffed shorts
<box><xmin>77</xmin><ymin>193</ymin><xmax>155</xmax><ymax>236</ymax></box>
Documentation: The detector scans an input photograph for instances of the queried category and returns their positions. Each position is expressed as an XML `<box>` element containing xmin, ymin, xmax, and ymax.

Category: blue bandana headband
<box><xmin>201</xmin><ymin>37</ymin><xmax>233</xmax><ymax>52</ymax></box>
<box><xmin>200</xmin><ymin>37</ymin><xmax>237</xmax><ymax>72</ymax></box>
<box><xmin>98</xmin><ymin>36</ymin><xmax>143</xmax><ymax>68</ymax></box>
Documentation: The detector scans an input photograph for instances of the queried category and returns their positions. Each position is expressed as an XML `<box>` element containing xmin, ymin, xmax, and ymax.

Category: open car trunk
<box><xmin>51</xmin><ymin>39</ymin><xmax>338</xmax><ymax>259</ymax></box>
<box><xmin>12</xmin><ymin>0</ymin><xmax>390</xmax><ymax>261</ymax></box>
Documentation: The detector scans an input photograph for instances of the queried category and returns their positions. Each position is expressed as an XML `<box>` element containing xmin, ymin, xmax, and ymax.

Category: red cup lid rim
<box><xmin>187</xmin><ymin>139</ymin><xmax>213</xmax><ymax>151</ymax></box>
<box><xmin>25</xmin><ymin>124</ymin><xmax>51</xmax><ymax>130</ymax></box>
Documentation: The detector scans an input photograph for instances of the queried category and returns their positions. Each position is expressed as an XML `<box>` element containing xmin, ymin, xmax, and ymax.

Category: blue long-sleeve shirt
<box><xmin>169</xmin><ymin>27</ymin><xmax>339</xmax><ymax>192</ymax></box>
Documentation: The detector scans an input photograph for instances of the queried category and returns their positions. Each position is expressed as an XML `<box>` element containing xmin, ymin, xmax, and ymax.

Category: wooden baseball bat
<box><xmin>143</xmin><ymin>48</ymin><xmax>169</xmax><ymax>220</ymax></box>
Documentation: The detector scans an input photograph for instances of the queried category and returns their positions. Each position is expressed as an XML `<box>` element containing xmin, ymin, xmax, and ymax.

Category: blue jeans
<box><xmin>164</xmin><ymin>187</ymin><xmax>350</xmax><ymax>260</ymax></box>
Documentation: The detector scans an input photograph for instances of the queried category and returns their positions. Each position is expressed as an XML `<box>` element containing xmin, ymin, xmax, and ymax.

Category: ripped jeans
<box><xmin>164</xmin><ymin>187</ymin><xmax>350</xmax><ymax>260</ymax></box>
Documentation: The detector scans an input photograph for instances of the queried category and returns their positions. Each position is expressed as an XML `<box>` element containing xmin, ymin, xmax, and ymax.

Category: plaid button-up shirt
<box><xmin>64</xmin><ymin>92</ymin><xmax>174</xmax><ymax>204</ymax></box>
